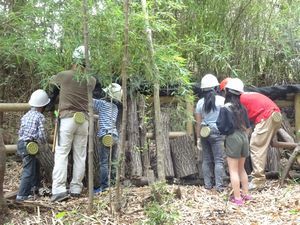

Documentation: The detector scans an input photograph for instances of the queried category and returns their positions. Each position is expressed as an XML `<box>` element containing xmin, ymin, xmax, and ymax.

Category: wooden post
<box><xmin>0</xmin><ymin>130</ymin><xmax>7</xmax><ymax>221</ymax></box>
<box><xmin>294</xmin><ymin>93</ymin><xmax>300</xmax><ymax>165</ymax></box>
<box><xmin>186</xmin><ymin>99</ymin><xmax>194</xmax><ymax>136</ymax></box>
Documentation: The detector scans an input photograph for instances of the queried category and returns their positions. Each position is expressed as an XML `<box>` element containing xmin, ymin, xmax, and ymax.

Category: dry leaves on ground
<box><xmin>3</xmin><ymin>158</ymin><xmax>300</xmax><ymax>225</ymax></box>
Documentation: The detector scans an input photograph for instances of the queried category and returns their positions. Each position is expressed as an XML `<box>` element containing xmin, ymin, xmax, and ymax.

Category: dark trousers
<box><xmin>98</xmin><ymin>136</ymin><xmax>118</xmax><ymax>190</ymax></box>
<box><xmin>17</xmin><ymin>140</ymin><xmax>40</xmax><ymax>197</ymax></box>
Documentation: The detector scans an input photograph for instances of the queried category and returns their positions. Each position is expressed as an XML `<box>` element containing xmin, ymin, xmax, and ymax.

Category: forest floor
<box><xmin>3</xmin><ymin>156</ymin><xmax>300</xmax><ymax>225</ymax></box>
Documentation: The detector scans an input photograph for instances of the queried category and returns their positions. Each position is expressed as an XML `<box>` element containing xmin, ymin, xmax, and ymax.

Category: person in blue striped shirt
<box><xmin>16</xmin><ymin>89</ymin><xmax>50</xmax><ymax>201</ymax></box>
<box><xmin>93</xmin><ymin>83</ymin><xmax>122</xmax><ymax>193</ymax></box>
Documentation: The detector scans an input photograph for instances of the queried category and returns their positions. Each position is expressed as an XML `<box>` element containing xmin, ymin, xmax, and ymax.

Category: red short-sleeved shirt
<box><xmin>240</xmin><ymin>92</ymin><xmax>280</xmax><ymax>124</ymax></box>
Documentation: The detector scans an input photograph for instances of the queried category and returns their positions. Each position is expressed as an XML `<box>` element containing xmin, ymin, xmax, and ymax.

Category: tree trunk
<box><xmin>37</xmin><ymin>144</ymin><xmax>54</xmax><ymax>184</ymax></box>
<box><xmin>141</xmin><ymin>0</ymin><xmax>165</xmax><ymax>181</ymax></box>
<box><xmin>161</xmin><ymin>109</ymin><xmax>174</xmax><ymax>178</ymax></box>
<box><xmin>265</xmin><ymin>146</ymin><xmax>280</xmax><ymax>179</ymax></box>
<box><xmin>138</xmin><ymin>94</ymin><xmax>149</xmax><ymax>176</ymax></box>
<box><xmin>0</xmin><ymin>131</ymin><xmax>7</xmax><ymax>221</ymax></box>
<box><xmin>115</xmin><ymin>0</ymin><xmax>129</xmax><ymax>212</ymax></box>
<box><xmin>170</xmin><ymin>135</ymin><xmax>198</xmax><ymax>178</ymax></box>
<box><xmin>127</xmin><ymin>96</ymin><xmax>143</xmax><ymax>177</ymax></box>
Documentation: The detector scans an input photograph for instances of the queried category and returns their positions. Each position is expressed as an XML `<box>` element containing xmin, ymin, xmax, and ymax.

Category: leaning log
<box><xmin>265</xmin><ymin>146</ymin><xmax>280</xmax><ymax>179</ymax></box>
<box><xmin>161</xmin><ymin>109</ymin><xmax>175</xmax><ymax>178</ymax></box>
<box><xmin>127</xmin><ymin>97</ymin><xmax>143</xmax><ymax>177</ymax></box>
<box><xmin>281</xmin><ymin>112</ymin><xmax>296</xmax><ymax>140</ymax></box>
<box><xmin>0</xmin><ymin>131</ymin><xmax>7</xmax><ymax>222</ymax></box>
<box><xmin>278</xmin><ymin>128</ymin><xmax>295</xmax><ymax>143</ymax></box>
<box><xmin>37</xmin><ymin>144</ymin><xmax>54</xmax><ymax>184</ymax></box>
<box><xmin>170</xmin><ymin>135</ymin><xmax>198</xmax><ymax>178</ymax></box>
<box><xmin>281</xmin><ymin>145</ymin><xmax>300</xmax><ymax>185</ymax></box>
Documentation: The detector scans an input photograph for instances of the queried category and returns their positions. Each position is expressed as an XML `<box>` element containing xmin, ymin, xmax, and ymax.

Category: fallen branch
<box><xmin>280</xmin><ymin>144</ymin><xmax>300</xmax><ymax>185</ymax></box>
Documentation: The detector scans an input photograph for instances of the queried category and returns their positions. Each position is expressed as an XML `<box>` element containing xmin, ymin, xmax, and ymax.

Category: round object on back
<box><xmin>226</xmin><ymin>78</ymin><xmax>244</xmax><ymax>94</ymax></box>
<box><xmin>200</xmin><ymin>126</ymin><xmax>211</xmax><ymax>138</ymax></box>
<box><xmin>201</xmin><ymin>74</ymin><xmax>219</xmax><ymax>89</ymax></box>
<box><xmin>26</xmin><ymin>142</ymin><xmax>39</xmax><ymax>155</ymax></box>
<box><xmin>102</xmin><ymin>134</ymin><xmax>114</xmax><ymax>147</ymax></box>
<box><xmin>220</xmin><ymin>78</ymin><xmax>232</xmax><ymax>91</ymax></box>
<box><xmin>272</xmin><ymin>112</ymin><xmax>282</xmax><ymax>123</ymax></box>
<box><xmin>28</xmin><ymin>89</ymin><xmax>50</xmax><ymax>107</ymax></box>
<box><xmin>73</xmin><ymin>112</ymin><xmax>85</xmax><ymax>124</ymax></box>
<box><xmin>103</xmin><ymin>83</ymin><xmax>123</xmax><ymax>102</ymax></box>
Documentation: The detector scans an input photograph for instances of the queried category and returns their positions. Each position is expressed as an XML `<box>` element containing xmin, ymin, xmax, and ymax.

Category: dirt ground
<box><xmin>3</xmin><ymin>156</ymin><xmax>300</xmax><ymax>225</ymax></box>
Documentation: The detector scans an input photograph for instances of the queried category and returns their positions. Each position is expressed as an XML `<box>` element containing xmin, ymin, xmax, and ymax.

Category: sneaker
<box><xmin>70</xmin><ymin>193</ymin><xmax>80</xmax><ymax>198</ymax></box>
<box><xmin>204</xmin><ymin>185</ymin><xmax>213</xmax><ymax>190</ymax></box>
<box><xmin>241</xmin><ymin>194</ymin><xmax>252</xmax><ymax>201</ymax></box>
<box><xmin>230</xmin><ymin>197</ymin><xmax>244</xmax><ymax>206</ymax></box>
<box><xmin>51</xmin><ymin>192</ymin><xmax>69</xmax><ymax>202</ymax></box>
<box><xmin>16</xmin><ymin>195</ymin><xmax>34</xmax><ymax>202</ymax></box>
<box><xmin>216</xmin><ymin>187</ymin><xmax>226</xmax><ymax>193</ymax></box>
<box><xmin>93</xmin><ymin>187</ymin><xmax>107</xmax><ymax>194</ymax></box>
<box><xmin>248</xmin><ymin>181</ymin><xmax>264</xmax><ymax>190</ymax></box>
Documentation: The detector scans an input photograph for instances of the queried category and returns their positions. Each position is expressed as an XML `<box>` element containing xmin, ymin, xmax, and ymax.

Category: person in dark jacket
<box><xmin>217</xmin><ymin>78</ymin><xmax>252</xmax><ymax>206</ymax></box>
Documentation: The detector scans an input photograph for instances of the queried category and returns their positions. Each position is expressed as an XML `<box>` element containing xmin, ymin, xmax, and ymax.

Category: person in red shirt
<box><xmin>240</xmin><ymin>92</ymin><xmax>282</xmax><ymax>189</ymax></box>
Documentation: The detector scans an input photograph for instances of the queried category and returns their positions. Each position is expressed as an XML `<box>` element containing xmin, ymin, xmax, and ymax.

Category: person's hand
<box><xmin>197</xmin><ymin>138</ymin><xmax>201</xmax><ymax>151</ymax></box>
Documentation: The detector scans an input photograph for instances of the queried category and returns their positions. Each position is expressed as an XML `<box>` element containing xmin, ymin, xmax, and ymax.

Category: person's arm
<box><xmin>195</xmin><ymin>113</ymin><xmax>202</xmax><ymax>139</ymax></box>
<box><xmin>45</xmin><ymin>75</ymin><xmax>61</xmax><ymax>112</ymax></box>
<box><xmin>45</xmin><ymin>85</ymin><xmax>60</xmax><ymax>112</ymax></box>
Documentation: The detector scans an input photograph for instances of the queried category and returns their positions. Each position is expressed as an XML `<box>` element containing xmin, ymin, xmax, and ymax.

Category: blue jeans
<box><xmin>98</xmin><ymin>135</ymin><xmax>118</xmax><ymax>190</ymax></box>
<box><xmin>201</xmin><ymin>129</ymin><xmax>225</xmax><ymax>189</ymax></box>
<box><xmin>17</xmin><ymin>140</ymin><xmax>40</xmax><ymax>197</ymax></box>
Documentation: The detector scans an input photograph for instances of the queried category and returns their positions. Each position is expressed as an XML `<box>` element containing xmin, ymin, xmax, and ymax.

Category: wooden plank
<box><xmin>146</xmin><ymin>131</ymin><xmax>187</xmax><ymax>139</ymax></box>
<box><xmin>4</xmin><ymin>190</ymin><xmax>18</xmax><ymax>199</ymax></box>
<box><xmin>4</xmin><ymin>145</ymin><xmax>17</xmax><ymax>154</ymax></box>
<box><xmin>274</xmin><ymin>100</ymin><xmax>293</xmax><ymax>108</ymax></box>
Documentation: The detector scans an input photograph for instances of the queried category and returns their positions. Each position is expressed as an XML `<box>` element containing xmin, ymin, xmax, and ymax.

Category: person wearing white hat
<box><xmin>16</xmin><ymin>89</ymin><xmax>50</xmax><ymax>201</ymax></box>
<box><xmin>217</xmin><ymin>78</ymin><xmax>252</xmax><ymax>206</ymax></box>
<box><xmin>49</xmin><ymin>46</ymin><xmax>96</xmax><ymax>202</ymax></box>
<box><xmin>93</xmin><ymin>83</ymin><xmax>122</xmax><ymax>194</ymax></box>
<box><xmin>195</xmin><ymin>74</ymin><xmax>225</xmax><ymax>192</ymax></box>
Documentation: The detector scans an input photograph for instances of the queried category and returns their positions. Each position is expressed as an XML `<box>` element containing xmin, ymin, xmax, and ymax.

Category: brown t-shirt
<box><xmin>51</xmin><ymin>70</ymin><xmax>96</xmax><ymax>119</ymax></box>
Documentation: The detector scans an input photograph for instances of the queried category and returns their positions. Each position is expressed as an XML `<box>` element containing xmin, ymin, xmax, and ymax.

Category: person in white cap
<box><xmin>49</xmin><ymin>46</ymin><xmax>96</xmax><ymax>202</ymax></box>
<box><xmin>217</xmin><ymin>78</ymin><xmax>252</xmax><ymax>206</ymax></box>
<box><xmin>195</xmin><ymin>74</ymin><xmax>225</xmax><ymax>192</ymax></box>
<box><xmin>16</xmin><ymin>89</ymin><xmax>50</xmax><ymax>201</ymax></box>
<box><xmin>93</xmin><ymin>83</ymin><xmax>122</xmax><ymax>194</ymax></box>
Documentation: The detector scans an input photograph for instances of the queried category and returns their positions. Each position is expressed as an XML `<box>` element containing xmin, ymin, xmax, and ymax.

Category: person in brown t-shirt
<box><xmin>49</xmin><ymin>46</ymin><xmax>96</xmax><ymax>202</ymax></box>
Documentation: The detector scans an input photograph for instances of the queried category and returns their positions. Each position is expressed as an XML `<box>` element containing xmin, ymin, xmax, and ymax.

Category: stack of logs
<box><xmin>1</xmin><ymin>101</ymin><xmax>300</xmax><ymax>191</ymax></box>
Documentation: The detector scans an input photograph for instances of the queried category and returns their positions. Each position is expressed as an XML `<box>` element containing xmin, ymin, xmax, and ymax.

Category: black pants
<box><xmin>17</xmin><ymin>140</ymin><xmax>40</xmax><ymax>197</ymax></box>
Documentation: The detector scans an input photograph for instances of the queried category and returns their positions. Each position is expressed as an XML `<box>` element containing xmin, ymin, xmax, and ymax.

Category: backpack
<box><xmin>216</xmin><ymin>103</ymin><xmax>235</xmax><ymax>135</ymax></box>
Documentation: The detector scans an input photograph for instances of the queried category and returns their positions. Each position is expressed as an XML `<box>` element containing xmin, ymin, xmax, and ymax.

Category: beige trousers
<box><xmin>52</xmin><ymin>117</ymin><xmax>88</xmax><ymax>195</ymax></box>
<box><xmin>250</xmin><ymin>113</ymin><xmax>281</xmax><ymax>184</ymax></box>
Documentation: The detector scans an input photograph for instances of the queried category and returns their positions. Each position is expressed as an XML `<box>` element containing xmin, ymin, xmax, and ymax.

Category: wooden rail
<box><xmin>0</xmin><ymin>103</ymin><xmax>30</xmax><ymax>112</ymax></box>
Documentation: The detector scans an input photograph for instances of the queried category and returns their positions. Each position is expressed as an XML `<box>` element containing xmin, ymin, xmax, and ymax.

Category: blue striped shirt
<box><xmin>18</xmin><ymin>108</ymin><xmax>47</xmax><ymax>143</ymax></box>
<box><xmin>93</xmin><ymin>99</ymin><xmax>118</xmax><ymax>137</ymax></box>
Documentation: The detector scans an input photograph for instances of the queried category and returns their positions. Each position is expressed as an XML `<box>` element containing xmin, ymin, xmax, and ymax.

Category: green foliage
<box><xmin>143</xmin><ymin>182</ymin><xmax>181</xmax><ymax>225</ymax></box>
